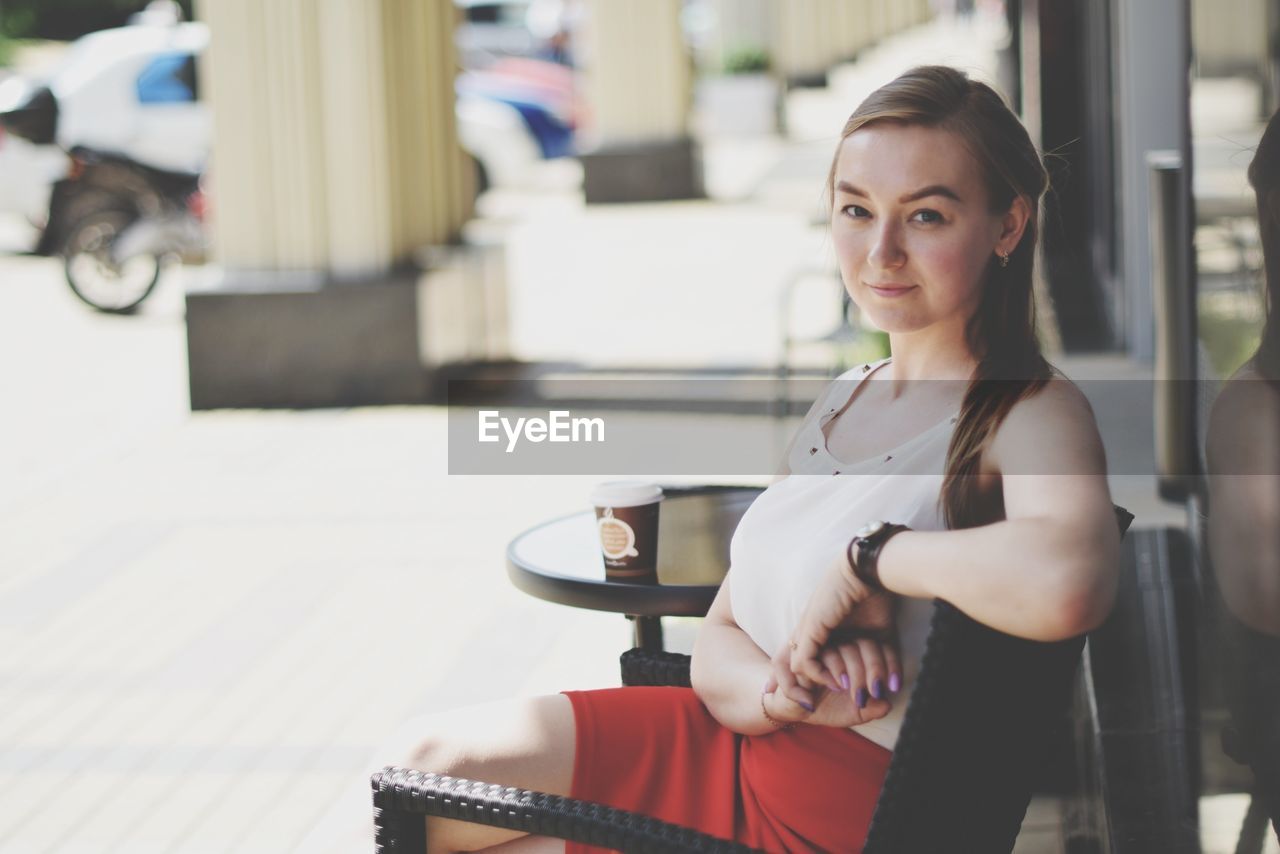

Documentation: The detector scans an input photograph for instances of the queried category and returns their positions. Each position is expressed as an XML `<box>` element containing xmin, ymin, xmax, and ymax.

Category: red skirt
<box><xmin>561</xmin><ymin>686</ymin><xmax>892</xmax><ymax>854</ymax></box>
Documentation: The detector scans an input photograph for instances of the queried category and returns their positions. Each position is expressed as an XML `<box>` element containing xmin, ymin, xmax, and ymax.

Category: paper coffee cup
<box><xmin>590</xmin><ymin>481</ymin><xmax>663</xmax><ymax>583</ymax></box>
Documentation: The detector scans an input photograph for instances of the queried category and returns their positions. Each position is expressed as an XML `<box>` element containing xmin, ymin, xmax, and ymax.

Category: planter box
<box><xmin>695</xmin><ymin>72</ymin><xmax>781</xmax><ymax>136</ymax></box>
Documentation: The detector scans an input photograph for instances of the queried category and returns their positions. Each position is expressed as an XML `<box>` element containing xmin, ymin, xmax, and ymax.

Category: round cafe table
<box><xmin>505</xmin><ymin>484</ymin><xmax>764</xmax><ymax>650</ymax></box>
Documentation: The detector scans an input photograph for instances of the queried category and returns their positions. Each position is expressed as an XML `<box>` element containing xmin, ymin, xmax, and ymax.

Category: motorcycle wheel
<box><xmin>63</xmin><ymin>209</ymin><xmax>162</xmax><ymax>315</ymax></box>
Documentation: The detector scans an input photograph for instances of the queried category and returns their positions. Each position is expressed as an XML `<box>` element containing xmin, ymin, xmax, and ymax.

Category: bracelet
<box><xmin>760</xmin><ymin>691</ymin><xmax>796</xmax><ymax>731</ymax></box>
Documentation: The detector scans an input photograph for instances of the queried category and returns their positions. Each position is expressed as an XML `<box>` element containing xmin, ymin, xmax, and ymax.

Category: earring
<box><xmin>997</xmin><ymin>251</ymin><xmax>1010</xmax><ymax>268</ymax></box>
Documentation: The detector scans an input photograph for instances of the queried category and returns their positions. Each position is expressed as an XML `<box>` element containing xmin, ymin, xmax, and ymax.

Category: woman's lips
<box><xmin>867</xmin><ymin>283</ymin><xmax>916</xmax><ymax>297</ymax></box>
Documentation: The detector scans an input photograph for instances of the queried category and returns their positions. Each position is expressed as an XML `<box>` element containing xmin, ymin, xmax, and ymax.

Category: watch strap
<box><xmin>848</xmin><ymin>522</ymin><xmax>911</xmax><ymax>590</ymax></box>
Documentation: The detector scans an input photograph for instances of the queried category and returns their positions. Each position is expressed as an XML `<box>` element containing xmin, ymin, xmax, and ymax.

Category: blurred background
<box><xmin>0</xmin><ymin>0</ymin><xmax>1277</xmax><ymax>851</ymax></box>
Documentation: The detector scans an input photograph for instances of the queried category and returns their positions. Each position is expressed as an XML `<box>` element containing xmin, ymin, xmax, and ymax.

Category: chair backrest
<box><xmin>863</xmin><ymin>505</ymin><xmax>1134</xmax><ymax>853</ymax></box>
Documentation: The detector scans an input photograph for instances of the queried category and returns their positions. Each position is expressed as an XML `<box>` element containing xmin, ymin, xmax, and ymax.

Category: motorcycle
<box><xmin>1</xmin><ymin>84</ymin><xmax>206</xmax><ymax>314</ymax></box>
<box><xmin>38</xmin><ymin>145</ymin><xmax>205</xmax><ymax>314</ymax></box>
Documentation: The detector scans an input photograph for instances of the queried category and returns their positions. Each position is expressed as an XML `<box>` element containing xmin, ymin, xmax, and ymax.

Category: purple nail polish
<box><xmin>840</xmin><ymin>673</ymin><xmax>851</xmax><ymax>691</ymax></box>
<box><xmin>872</xmin><ymin>678</ymin><xmax>883</xmax><ymax>699</ymax></box>
<box><xmin>800</xmin><ymin>700</ymin><xmax>815</xmax><ymax>713</ymax></box>
<box><xmin>889</xmin><ymin>673</ymin><xmax>902</xmax><ymax>693</ymax></box>
<box><xmin>856</xmin><ymin>688</ymin><xmax>868</xmax><ymax>709</ymax></box>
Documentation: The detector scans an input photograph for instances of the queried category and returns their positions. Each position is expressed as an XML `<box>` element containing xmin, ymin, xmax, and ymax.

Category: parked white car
<box><xmin>49</xmin><ymin>21</ymin><xmax>210</xmax><ymax>174</ymax></box>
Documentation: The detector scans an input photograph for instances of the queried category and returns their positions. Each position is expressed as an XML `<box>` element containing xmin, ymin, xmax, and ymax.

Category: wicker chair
<box><xmin>372</xmin><ymin>506</ymin><xmax>1135</xmax><ymax>853</ymax></box>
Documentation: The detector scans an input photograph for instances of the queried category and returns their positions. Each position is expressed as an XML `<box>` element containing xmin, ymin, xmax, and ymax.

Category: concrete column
<box><xmin>771</xmin><ymin>0</ymin><xmax>830</xmax><ymax>87</ymax></box>
<box><xmin>894</xmin><ymin>4</ymin><xmax>908</xmax><ymax>32</ymax></box>
<box><xmin>200</xmin><ymin>0</ymin><xmax>469</xmax><ymax>274</ymax></box>
<box><xmin>868</xmin><ymin>0</ymin><xmax>889</xmax><ymax>42</ymax></box>
<box><xmin>198</xmin><ymin>0</ymin><xmax>323</xmax><ymax>270</ymax></box>
<box><xmin>1191</xmin><ymin>0</ymin><xmax>1266</xmax><ymax>78</ymax></box>
<box><xmin>816</xmin><ymin>0</ymin><xmax>844</xmax><ymax>68</ymax></box>
<box><xmin>188</xmin><ymin>0</ymin><xmax>496</xmax><ymax>408</ymax></box>
<box><xmin>578</xmin><ymin>0</ymin><xmax>702</xmax><ymax>202</ymax></box>
<box><xmin>833</xmin><ymin>0</ymin><xmax>872</xmax><ymax>61</ymax></box>
<box><xmin>830</xmin><ymin>0</ymin><xmax>855</xmax><ymax>62</ymax></box>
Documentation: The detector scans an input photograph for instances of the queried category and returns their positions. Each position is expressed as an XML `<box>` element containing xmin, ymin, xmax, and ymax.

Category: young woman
<box><xmin>402</xmin><ymin>65</ymin><xmax>1121</xmax><ymax>854</ymax></box>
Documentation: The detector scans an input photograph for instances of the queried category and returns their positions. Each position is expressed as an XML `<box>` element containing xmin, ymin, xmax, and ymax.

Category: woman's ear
<box><xmin>996</xmin><ymin>195</ymin><xmax>1032</xmax><ymax>256</ymax></box>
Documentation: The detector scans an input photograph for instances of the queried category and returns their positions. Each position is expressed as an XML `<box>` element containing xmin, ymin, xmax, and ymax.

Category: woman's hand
<box><xmin>785</xmin><ymin>547</ymin><xmax>892</xmax><ymax>689</ymax></box>
<box><xmin>763</xmin><ymin>637</ymin><xmax>895</xmax><ymax>729</ymax></box>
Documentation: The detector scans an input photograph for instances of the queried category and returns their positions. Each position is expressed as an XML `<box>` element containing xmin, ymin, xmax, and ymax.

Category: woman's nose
<box><xmin>867</xmin><ymin>223</ymin><xmax>906</xmax><ymax>270</ymax></box>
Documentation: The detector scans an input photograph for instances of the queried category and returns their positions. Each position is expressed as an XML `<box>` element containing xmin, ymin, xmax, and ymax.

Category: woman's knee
<box><xmin>389</xmin><ymin>694</ymin><xmax>578</xmax><ymax>796</ymax></box>
<box><xmin>375</xmin><ymin>712</ymin><xmax>455</xmax><ymax>776</ymax></box>
<box><xmin>384</xmin><ymin>696</ymin><xmax>578</xmax><ymax>853</ymax></box>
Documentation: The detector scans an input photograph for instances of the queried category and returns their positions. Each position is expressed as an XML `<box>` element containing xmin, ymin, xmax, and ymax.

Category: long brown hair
<box><xmin>826</xmin><ymin>65</ymin><xmax>1053</xmax><ymax>529</ymax></box>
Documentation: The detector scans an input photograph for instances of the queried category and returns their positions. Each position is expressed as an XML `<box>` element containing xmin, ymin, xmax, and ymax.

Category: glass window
<box><xmin>136</xmin><ymin>53</ymin><xmax>197</xmax><ymax>104</ymax></box>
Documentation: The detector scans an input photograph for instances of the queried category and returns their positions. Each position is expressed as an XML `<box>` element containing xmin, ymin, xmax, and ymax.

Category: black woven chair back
<box><xmin>862</xmin><ymin>504</ymin><xmax>1135</xmax><ymax>853</ymax></box>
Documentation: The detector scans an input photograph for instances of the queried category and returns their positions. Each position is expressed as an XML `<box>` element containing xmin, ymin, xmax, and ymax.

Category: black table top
<box><xmin>505</xmin><ymin>484</ymin><xmax>764</xmax><ymax>617</ymax></box>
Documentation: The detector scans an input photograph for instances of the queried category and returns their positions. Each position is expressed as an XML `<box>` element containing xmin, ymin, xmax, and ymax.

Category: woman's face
<box><xmin>830</xmin><ymin>122</ymin><xmax>1016</xmax><ymax>336</ymax></box>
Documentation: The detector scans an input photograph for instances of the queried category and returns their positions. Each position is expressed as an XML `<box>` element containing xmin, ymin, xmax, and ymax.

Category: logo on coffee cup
<box><xmin>597</xmin><ymin>507</ymin><xmax>640</xmax><ymax>559</ymax></box>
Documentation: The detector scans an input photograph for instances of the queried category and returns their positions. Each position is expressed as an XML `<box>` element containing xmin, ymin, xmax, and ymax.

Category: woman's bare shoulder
<box><xmin>1208</xmin><ymin>360</ymin><xmax>1280</xmax><ymax>470</ymax></box>
<box><xmin>985</xmin><ymin>375</ymin><xmax>1105</xmax><ymax>477</ymax></box>
<box><xmin>1212</xmin><ymin>360</ymin><xmax>1280</xmax><ymax>414</ymax></box>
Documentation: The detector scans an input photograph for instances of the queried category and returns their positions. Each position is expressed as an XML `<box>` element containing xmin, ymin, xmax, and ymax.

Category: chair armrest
<box><xmin>370</xmin><ymin>766</ymin><xmax>762</xmax><ymax>854</ymax></box>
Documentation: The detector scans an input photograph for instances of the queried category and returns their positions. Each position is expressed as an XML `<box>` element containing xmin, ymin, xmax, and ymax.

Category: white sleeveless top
<box><xmin>728</xmin><ymin>358</ymin><xmax>960</xmax><ymax>751</ymax></box>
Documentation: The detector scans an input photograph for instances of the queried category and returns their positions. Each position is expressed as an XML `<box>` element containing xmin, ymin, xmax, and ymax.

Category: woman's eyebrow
<box><xmin>834</xmin><ymin>180</ymin><xmax>963</xmax><ymax>204</ymax></box>
<box><xmin>900</xmin><ymin>184</ymin><xmax>963</xmax><ymax>203</ymax></box>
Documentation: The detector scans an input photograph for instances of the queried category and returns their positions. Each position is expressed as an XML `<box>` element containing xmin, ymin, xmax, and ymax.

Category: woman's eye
<box><xmin>911</xmin><ymin>209</ymin><xmax>944</xmax><ymax>224</ymax></box>
<box><xmin>842</xmin><ymin>205</ymin><xmax>871</xmax><ymax>218</ymax></box>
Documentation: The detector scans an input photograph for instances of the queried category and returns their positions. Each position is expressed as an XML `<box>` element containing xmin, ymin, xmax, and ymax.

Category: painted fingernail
<box><xmin>889</xmin><ymin>672</ymin><xmax>902</xmax><ymax>693</ymax></box>
<box><xmin>840</xmin><ymin>673</ymin><xmax>851</xmax><ymax>690</ymax></box>
<box><xmin>872</xmin><ymin>678</ymin><xmax>883</xmax><ymax>699</ymax></box>
<box><xmin>856</xmin><ymin>688</ymin><xmax>868</xmax><ymax>709</ymax></box>
<box><xmin>799</xmin><ymin>700</ymin><xmax>815</xmax><ymax>712</ymax></box>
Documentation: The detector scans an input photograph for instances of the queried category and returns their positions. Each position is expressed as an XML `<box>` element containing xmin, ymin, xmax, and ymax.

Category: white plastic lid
<box><xmin>590</xmin><ymin>481</ymin><xmax>663</xmax><ymax>508</ymax></box>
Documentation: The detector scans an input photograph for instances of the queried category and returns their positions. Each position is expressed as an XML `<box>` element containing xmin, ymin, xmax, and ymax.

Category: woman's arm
<box><xmin>786</xmin><ymin>380</ymin><xmax>1121</xmax><ymax>684</ymax></box>
<box><xmin>877</xmin><ymin>380</ymin><xmax>1120</xmax><ymax>640</ymax></box>
<box><xmin>695</xmin><ymin>372</ymin><xmax>897</xmax><ymax>733</ymax></box>
<box><xmin>692</xmin><ymin>575</ymin><xmax>894</xmax><ymax>733</ymax></box>
<box><xmin>691</xmin><ymin>575</ymin><xmax>789</xmax><ymax>735</ymax></box>
<box><xmin>1206</xmin><ymin>373</ymin><xmax>1280</xmax><ymax>635</ymax></box>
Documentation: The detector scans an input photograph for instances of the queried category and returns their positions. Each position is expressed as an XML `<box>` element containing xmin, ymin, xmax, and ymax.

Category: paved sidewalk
<box><xmin>0</xmin><ymin>254</ymin><xmax>755</xmax><ymax>854</ymax></box>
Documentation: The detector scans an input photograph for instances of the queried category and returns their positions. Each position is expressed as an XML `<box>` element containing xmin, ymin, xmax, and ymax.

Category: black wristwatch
<box><xmin>846</xmin><ymin>521</ymin><xmax>911</xmax><ymax>590</ymax></box>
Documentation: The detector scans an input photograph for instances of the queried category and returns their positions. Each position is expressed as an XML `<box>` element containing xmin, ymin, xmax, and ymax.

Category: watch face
<box><xmin>857</xmin><ymin>521</ymin><xmax>886</xmax><ymax>539</ymax></box>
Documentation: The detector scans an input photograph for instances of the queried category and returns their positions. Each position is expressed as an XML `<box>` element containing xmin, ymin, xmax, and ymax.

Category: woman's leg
<box><xmin>402</xmin><ymin>693</ymin><xmax>577</xmax><ymax>853</ymax></box>
<box><xmin>479</xmin><ymin>834</ymin><xmax>567</xmax><ymax>853</ymax></box>
<box><xmin>295</xmin><ymin>694</ymin><xmax>576</xmax><ymax>854</ymax></box>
